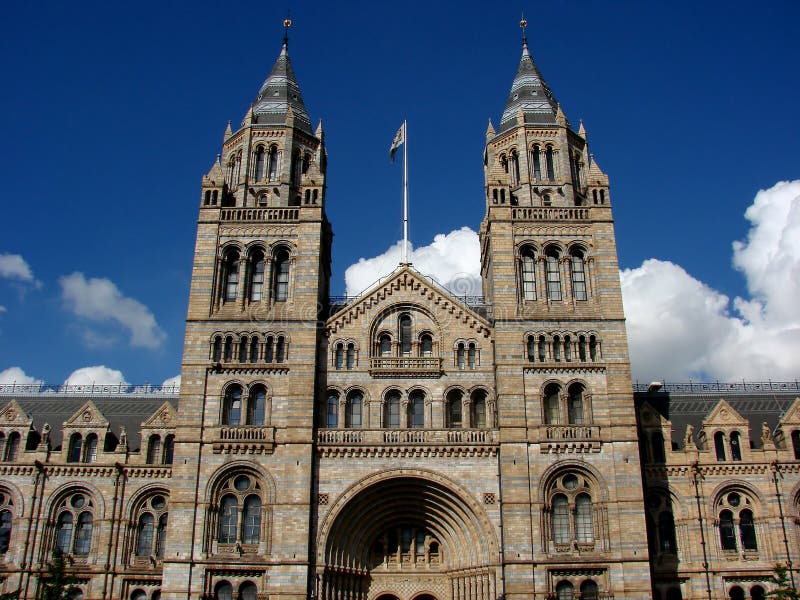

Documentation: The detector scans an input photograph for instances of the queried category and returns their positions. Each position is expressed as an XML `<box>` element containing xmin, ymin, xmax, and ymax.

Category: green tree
<box><xmin>767</xmin><ymin>563</ymin><xmax>800</xmax><ymax>599</ymax></box>
<box><xmin>39</xmin><ymin>548</ymin><xmax>78</xmax><ymax>600</ymax></box>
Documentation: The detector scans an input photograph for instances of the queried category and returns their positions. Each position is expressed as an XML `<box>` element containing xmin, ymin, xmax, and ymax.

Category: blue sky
<box><xmin>0</xmin><ymin>1</ymin><xmax>798</xmax><ymax>385</ymax></box>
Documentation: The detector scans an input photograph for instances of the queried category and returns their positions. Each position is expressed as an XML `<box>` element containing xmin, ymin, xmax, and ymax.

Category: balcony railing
<box><xmin>544</xmin><ymin>425</ymin><xmax>600</xmax><ymax>440</ymax></box>
<box><xmin>220</xmin><ymin>207</ymin><xmax>299</xmax><ymax>222</ymax></box>
<box><xmin>218</xmin><ymin>426</ymin><xmax>275</xmax><ymax>441</ymax></box>
<box><xmin>317</xmin><ymin>428</ymin><xmax>498</xmax><ymax>446</ymax></box>
<box><xmin>369</xmin><ymin>357</ymin><xmax>442</xmax><ymax>377</ymax></box>
<box><xmin>512</xmin><ymin>207</ymin><xmax>590</xmax><ymax>221</ymax></box>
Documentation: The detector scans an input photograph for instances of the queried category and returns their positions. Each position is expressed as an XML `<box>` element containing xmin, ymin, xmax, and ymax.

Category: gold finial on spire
<box><xmin>283</xmin><ymin>11</ymin><xmax>292</xmax><ymax>46</ymax></box>
<box><xmin>520</xmin><ymin>13</ymin><xmax>528</xmax><ymax>45</ymax></box>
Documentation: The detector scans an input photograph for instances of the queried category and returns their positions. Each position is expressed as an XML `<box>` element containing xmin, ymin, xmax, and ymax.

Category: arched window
<box><xmin>238</xmin><ymin>336</ymin><xmax>249</xmax><ymax>363</ymax></box>
<box><xmin>325</xmin><ymin>392</ymin><xmax>339</xmax><ymax>428</ymax></box>
<box><xmin>739</xmin><ymin>509</ymin><xmax>757</xmax><ymax>551</ymax></box>
<box><xmin>212</xmin><ymin>336</ymin><xmax>222</xmax><ymax>362</ymax></box>
<box><xmin>215</xmin><ymin>582</ymin><xmax>233</xmax><ymax>600</ymax></box>
<box><xmin>408</xmin><ymin>391</ymin><xmax>424</xmax><ymax>428</ymax></box>
<box><xmin>223</xmin><ymin>249</ymin><xmax>240</xmax><ymax>303</ymax></box>
<box><xmin>346</xmin><ymin>391</ymin><xmax>363</xmax><ymax>428</ymax></box>
<box><xmin>272</xmin><ymin>248</ymin><xmax>290</xmax><ymax>302</ymax></box>
<box><xmin>563</xmin><ymin>335</ymin><xmax>572</xmax><ymax>362</ymax></box>
<box><xmin>420</xmin><ymin>334</ymin><xmax>433</xmax><ymax>357</ymax></box>
<box><xmin>715</xmin><ymin>432</ymin><xmax>727</xmax><ymax>461</ymax></box>
<box><xmin>254</xmin><ymin>146</ymin><xmax>266</xmax><ymax>181</ymax></box>
<box><xmin>240</xmin><ymin>582</ymin><xmax>258</xmax><ymax>600</ymax></box>
<box><xmin>552</xmin><ymin>494</ymin><xmax>570</xmax><ymax>543</ymax></box>
<box><xmin>575</xmin><ymin>493</ymin><xmax>593</xmax><ymax>542</ymax></box>
<box><xmin>379</xmin><ymin>334</ymin><xmax>392</xmax><ymax>356</ymax></box>
<box><xmin>276</xmin><ymin>335</ymin><xmax>285</xmax><ymax>362</ymax></box>
<box><xmin>249</xmin><ymin>336</ymin><xmax>259</xmax><ymax>363</ymax></box>
<box><xmin>555</xmin><ymin>581</ymin><xmax>573</xmax><ymax>600</ymax></box>
<box><xmin>399</xmin><ymin>314</ymin><xmax>412</xmax><ymax>355</ymax></box>
<box><xmin>527</xmin><ymin>336</ymin><xmax>536</xmax><ymax>362</ymax></box>
<box><xmin>163</xmin><ymin>435</ymin><xmax>174</xmax><ymax>465</ymax></box>
<box><xmin>146</xmin><ymin>435</ymin><xmax>162</xmax><ymax>464</ymax></box>
<box><xmin>500</xmin><ymin>154</ymin><xmax>508</xmax><ymax>173</ymax></box>
<box><xmin>719</xmin><ymin>509</ymin><xmax>737</xmax><ymax>550</ymax></box>
<box><xmin>472</xmin><ymin>390</ymin><xmax>487</xmax><ymax>428</ymax></box>
<box><xmin>131</xmin><ymin>590</ymin><xmax>147</xmax><ymax>600</ymax></box>
<box><xmin>56</xmin><ymin>512</ymin><xmax>74</xmax><ymax>553</ymax></box>
<box><xmin>447</xmin><ymin>390</ymin><xmax>463</xmax><ymax>428</ymax></box>
<box><xmin>729</xmin><ymin>587</ymin><xmax>745</xmax><ymax>600</ymax></box>
<box><xmin>578</xmin><ymin>335</ymin><xmax>587</xmax><ymax>362</ymax></box>
<box><xmin>538</xmin><ymin>335</ymin><xmax>547</xmax><ymax>362</ymax></box>
<box><xmin>346</xmin><ymin>343</ymin><xmax>355</xmax><ymax>369</ymax></box>
<box><xmin>68</xmin><ymin>433</ymin><xmax>82</xmax><ymax>463</ymax></box>
<box><xmin>267</xmin><ymin>145</ymin><xmax>278</xmax><ymax>181</ymax></box>
<box><xmin>549</xmin><ymin>473</ymin><xmax>596</xmax><ymax>550</ymax></box>
<box><xmin>4</xmin><ymin>432</ymin><xmax>20</xmax><ymax>462</ymax></box>
<box><xmin>580</xmin><ymin>580</ymin><xmax>599</xmax><ymax>600</ymax></box>
<box><xmin>241</xmin><ymin>496</ymin><xmax>261</xmax><ymax>544</ymax></box>
<box><xmin>0</xmin><ymin>507</ymin><xmax>11</xmax><ymax>554</ymax></box>
<box><xmin>750</xmin><ymin>585</ymin><xmax>765</xmax><ymax>600</ymax></box>
<box><xmin>571</xmin><ymin>249</ymin><xmax>587</xmax><ymax>300</ymax></box>
<box><xmin>224</xmin><ymin>336</ymin><xmax>233</xmax><ymax>362</ymax></box>
<box><xmin>553</xmin><ymin>335</ymin><xmax>561</xmax><ymax>362</ymax></box>
<box><xmin>520</xmin><ymin>246</ymin><xmax>536</xmax><ymax>300</ymax></box>
<box><xmin>792</xmin><ymin>430</ymin><xmax>800</xmax><ymax>459</ymax></box>
<box><xmin>567</xmin><ymin>384</ymin><xmax>584</xmax><ymax>425</ymax></box>
<box><xmin>730</xmin><ymin>431</ymin><xmax>743</xmax><ymax>461</ymax></box>
<box><xmin>156</xmin><ymin>513</ymin><xmax>167</xmax><ymax>557</ymax></box>
<box><xmin>218</xmin><ymin>495</ymin><xmax>238</xmax><ymax>544</ymax></box>
<box><xmin>531</xmin><ymin>145</ymin><xmax>542</xmax><ymax>180</ymax></box>
<box><xmin>544</xmin><ymin>383</ymin><xmax>561</xmax><ymax>424</ymax></box>
<box><xmin>456</xmin><ymin>343</ymin><xmax>465</xmax><ymax>369</ymax></box>
<box><xmin>223</xmin><ymin>386</ymin><xmax>243</xmax><ymax>426</ymax></box>
<box><xmin>249</xmin><ymin>386</ymin><xmax>267</xmax><ymax>426</ymax></box>
<box><xmin>384</xmin><ymin>391</ymin><xmax>401</xmax><ymax>428</ymax></box>
<box><xmin>545</xmin><ymin>146</ymin><xmax>555</xmax><ymax>180</ymax></box>
<box><xmin>589</xmin><ymin>335</ymin><xmax>599</xmax><ymax>361</ymax></box>
<box><xmin>135</xmin><ymin>513</ymin><xmax>154</xmax><ymax>556</ymax></box>
<box><xmin>73</xmin><ymin>512</ymin><xmax>93</xmax><ymax>555</ymax></box>
<box><xmin>510</xmin><ymin>149</ymin><xmax>520</xmax><ymax>186</ymax></box>
<box><xmin>658</xmin><ymin>511</ymin><xmax>677</xmax><ymax>553</ymax></box>
<box><xmin>468</xmin><ymin>343</ymin><xmax>476</xmax><ymax>368</ymax></box>
<box><xmin>545</xmin><ymin>248</ymin><xmax>562</xmax><ymax>301</ymax></box>
<box><xmin>249</xmin><ymin>250</ymin><xmax>265</xmax><ymax>301</ymax></box>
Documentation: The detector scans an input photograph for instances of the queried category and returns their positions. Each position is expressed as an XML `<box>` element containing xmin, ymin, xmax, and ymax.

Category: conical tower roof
<box><xmin>498</xmin><ymin>41</ymin><xmax>559</xmax><ymax>133</ymax></box>
<box><xmin>252</xmin><ymin>42</ymin><xmax>312</xmax><ymax>134</ymax></box>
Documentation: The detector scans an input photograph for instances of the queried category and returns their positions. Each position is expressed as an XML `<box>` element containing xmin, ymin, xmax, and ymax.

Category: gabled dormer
<box><xmin>0</xmin><ymin>400</ymin><xmax>33</xmax><ymax>462</ymax></box>
<box><xmin>699</xmin><ymin>399</ymin><xmax>750</xmax><ymax>462</ymax></box>
<box><xmin>638</xmin><ymin>401</ymin><xmax>672</xmax><ymax>464</ymax></box>
<box><xmin>62</xmin><ymin>400</ymin><xmax>111</xmax><ymax>464</ymax></box>
<box><xmin>139</xmin><ymin>401</ymin><xmax>177</xmax><ymax>465</ymax></box>
<box><xmin>776</xmin><ymin>397</ymin><xmax>800</xmax><ymax>458</ymax></box>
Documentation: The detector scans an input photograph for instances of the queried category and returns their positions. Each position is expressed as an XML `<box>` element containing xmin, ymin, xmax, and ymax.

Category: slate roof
<box><xmin>498</xmin><ymin>41</ymin><xmax>560</xmax><ymax>133</ymax></box>
<box><xmin>635</xmin><ymin>387</ymin><xmax>800</xmax><ymax>450</ymax></box>
<box><xmin>251</xmin><ymin>42</ymin><xmax>312</xmax><ymax>134</ymax></box>
<box><xmin>0</xmin><ymin>392</ymin><xmax>178</xmax><ymax>451</ymax></box>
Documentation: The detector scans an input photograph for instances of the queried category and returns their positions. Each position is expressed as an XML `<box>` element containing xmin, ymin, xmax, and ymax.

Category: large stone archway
<box><xmin>317</xmin><ymin>471</ymin><xmax>500</xmax><ymax>600</ymax></box>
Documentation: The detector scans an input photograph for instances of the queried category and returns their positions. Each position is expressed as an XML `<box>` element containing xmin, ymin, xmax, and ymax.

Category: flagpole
<box><xmin>402</xmin><ymin>120</ymin><xmax>409</xmax><ymax>264</ymax></box>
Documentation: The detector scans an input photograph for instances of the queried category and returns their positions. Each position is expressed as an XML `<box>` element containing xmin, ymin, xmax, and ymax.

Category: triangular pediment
<box><xmin>778</xmin><ymin>397</ymin><xmax>800</xmax><ymax>426</ymax></box>
<box><xmin>702</xmin><ymin>398</ymin><xmax>748</xmax><ymax>427</ymax></box>
<box><xmin>638</xmin><ymin>401</ymin><xmax>669</xmax><ymax>429</ymax></box>
<box><xmin>327</xmin><ymin>265</ymin><xmax>491</xmax><ymax>337</ymax></box>
<box><xmin>63</xmin><ymin>400</ymin><xmax>109</xmax><ymax>428</ymax></box>
<box><xmin>141</xmin><ymin>401</ymin><xmax>177</xmax><ymax>429</ymax></box>
<box><xmin>0</xmin><ymin>399</ymin><xmax>32</xmax><ymax>427</ymax></box>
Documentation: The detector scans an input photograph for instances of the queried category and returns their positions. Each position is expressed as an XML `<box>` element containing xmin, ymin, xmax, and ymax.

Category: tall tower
<box><xmin>163</xmin><ymin>25</ymin><xmax>329</xmax><ymax>600</ymax></box>
<box><xmin>481</xmin><ymin>24</ymin><xmax>653</xmax><ymax>598</ymax></box>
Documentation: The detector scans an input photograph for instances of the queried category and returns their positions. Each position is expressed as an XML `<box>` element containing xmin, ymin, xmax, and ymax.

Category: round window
<box><xmin>728</xmin><ymin>492</ymin><xmax>741</xmax><ymax>507</ymax></box>
<box><xmin>71</xmin><ymin>494</ymin><xmax>86</xmax><ymax>509</ymax></box>
<box><xmin>234</xmin><ymin>475</ymin><xmax>251</xmax><ymax>491</ymax></box>
<box><xmin>562</xmin><ymin>474</ymin><xmax>579</xmax><ymax>490</ymax></box>
<box><xmin>151</xmin><ymin>495</ymin><xmax>166</xmax><ymax>510</ymax></box>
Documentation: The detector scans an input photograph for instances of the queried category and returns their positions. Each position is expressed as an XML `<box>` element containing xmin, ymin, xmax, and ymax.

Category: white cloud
<box><xmin>0</xmin><ymin>253</ymin><xmax>38</xmax><ymax>284</ymax></box>
<box><xmin>162</xmin><ymin>374</ymin><xmax>181</xmax><ymax>390</ymax></box>
<box><xmin>0</xmin><ymin>306</ymin><xmax>6</xmax><ymax>314</ymax></box>
<box><xmin>345</xmin><ymin>227</ymin><xmax>482</xmax><ymax>296</ymax></box>
<box><xmin>342</xmin><ymin>181</ymin><xmax>800</xmax><ymax>383</ymax></box>
<box><xmin>64</xmin><ymin>366</ymin><xmax>127</xmax><ymax>386</ymax></box>
<box><xmin>0</xmin><ymin>366</ymin><xmax>43</xmax><ymax>385</ymax></box>
<box><xmin>59</xmin><ymin>273</ymin><xmax>166</xmax><ymax>349</ymax></box>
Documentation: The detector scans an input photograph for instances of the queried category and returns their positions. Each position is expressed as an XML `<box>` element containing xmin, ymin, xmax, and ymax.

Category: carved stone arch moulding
<box><xmin>203</xmin><ymin>460</ymin><xmax>276</xmax><ymax>505</ymax></box>
<box><xmin>0</xmin><ymin>481</ymin><xmax>25</xmax><ymax>516</ymax></box>
<box><xmin>708</xmin><ymin>479</ymin><xmax>764</xmax><ymax>509</ymax></box>
<box><xmin>537</xmin><ymin>459</ymin><xmax>610</xmax><ymax>503</ymax></box>
<box><xmin>44</xmin><ymin>480</ymin><xmax>106</xmax><ymax>520</ymax></box>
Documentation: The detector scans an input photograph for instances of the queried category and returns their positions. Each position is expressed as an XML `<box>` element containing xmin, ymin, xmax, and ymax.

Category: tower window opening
<box><xmin>379</xmin><ymin>334</ymin><xmax>392</xmax><ymax>356</ymax></box>
<box><xmin>408</xmin><ymin>391</ymin><xmax>424</xmax><ymax>428</ymax></box>
<box><xmin>456</xmin><ymin>343</ymin><xmax>465</xmax><ymax>369</ymax></box>
<box><xmin>267</xmin><ymin>145</ymin><xmax>278</xmax><ymax>181</ymax></box>
<box><xmin>346</xmin><ymin>391</ymin><xmax>363</xmax><ymax>428</ymax></box>
<box><xmin>532</xmin><ymin>145</ymin><xmax>542</xmax><ymax>180</ymax></box>
<box><xmin>239</xmin><ymin>336</ymin><xmax>248</xmax><ymax>363</ymax></box>
<box><xmin>265</xmin><ymin>336</ymin><xmax>274</xmax><ymax>363</ymax></box>
<box><xmin>571</xmin><ymin>249</ymin><xmax>588</xmax><ymax>301</ymax></box>
<box><xmin>545</xmin><ymin>146</ymin><xmax>555</xmax><ymax>180</ymax></box>
<box><xmin>272</xmin><ymin>248</ymin><xmax>290</xmax><ymax>302</ymax></box>
<box><xmin>223</xmin><ymin>250</ymin><xmax>240</xmax><ymax>303</ymax></box>
<box><xmin>335</xmin><ymin>343</ymin><xmax>343</xmax><ymax>370</ymax></box>
<box><xmin>730</xmin><ymin>431</ymin><xmax>742</xmax><ymax>461</ymax></box>
<box><xmin>447</xmin><ymin>390</ymin><xmax>463</xmax><ymax>428</ymax></box>
<box><xmin>545</xmin><ymin>248</ymin><xmax>562</xmax><ymax>301</ymax></box>
<box><xmin>527</xmin><ymin>336</ymin><xmax>536</xmax><ymax>363</ymax></box>
<box><xmin>384</xmin><ymin>391</ymin><xmax>401</xmax><ymax>428</ymax></box>
<box><xmin>563</xmin><ymin>335</ymin><xmax>571</xmax><ymax>362</ymax></box>
<box><xmin>250</xmin><ymin>250</ymin><xmax>265</xmax><ymax>301</ymax></box>
<box><xmin>224</xmin><ymin>336</ymin><xmax>233</xmax><ymax>362</ymax></box>
<box><xmin>212</xmin><ymin>336</ymin><xmax>222</xmax><ymax>362</ymax></box>
<box><xmin>420</xmin><ymin>334</ymin><xmax>433</xmax><ymax>357</ymax></box>
<box><xmin>520</xmin><ymin>246</ymin><xmax>536</xmax><ymax>300</ymax></box>
<box><xmin>249</xmin><ymin>336</ymin><xmax>259</xmax><ymax>363</ymax></box>
<box><xmin>589</xmin><ymin>335</ymin><xmax>598</xmax><ymax>361</ymax></box>
<box><xmin>325</xmin><ymin>392</ymin><xmax>338</xmax><ymax>428</ymax></box>
<box><xmin>254</xmin><ymin>146</ymin><xmax>266</xmax><ymax>181</ymax></box>
<box><xmin>578</xmin><ymin>335</ymin><xmax>587</xmax><ymax>361</ymax></box>
<box><xmin>552</xmin><ymin>335</ymin><xmax>561</xmax><ymax>362</ymax></box>
<box><xmin>275</xmin><ymin>336</ymin><xmax>285</xmax><ymax>363</ymax></box>
<box><xmin>346</xmin><ymin>343</ymin><xmax>355</xmax><ymax>369</ymax></box>
<box><xmin>468</xmin><ymin>343</ymin><xmax>476</xmax><ymax>368</ymax></box>
<box><xmin>204</xmin><ymin>190</ymin><xmax>211</xmax><ymax>205</ymax></box>
<box><xmin>714</xmin><ymin>431</ymin><xmax>727</xmax><ymax>461</ymax></box>
<box><xmin>538</xmin><ymin>335</ymin><xmax>547</xmax><ymax>362</ymax></box>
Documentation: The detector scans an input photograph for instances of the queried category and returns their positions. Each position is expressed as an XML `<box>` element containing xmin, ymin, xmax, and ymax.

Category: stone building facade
<box><xmin>0</xmin><ymin>30</ymin><xmax>798</xmax><ymax>600</ymax></box>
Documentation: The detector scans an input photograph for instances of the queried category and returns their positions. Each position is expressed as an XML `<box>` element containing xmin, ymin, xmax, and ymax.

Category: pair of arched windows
<box><xmin>134</xmin><ymin>495</ymin><xmax>168</xmax><ymax>558</ymax></box>
<box><xmin>226</xmin><ymin>151</ymin><xmax>242</xmax><ymax>189</ymax></box>
<box><xmin>445</xmin><ymin>389</ymin><xmax>488</xmax><ymax>429</ymax></box>
<box><xmin>530</xmin><ymin>144</ymin><xmax>555</xmax><ymax>181</ymax></box>
<box><xmin>214</xmin><ymin>474</ymin><xmax>263</xmax><ymax>547</ymax></box>
<box><xmin>591</xmin><ymin>188</ymin><xmax>606</xmax><ymax>205</ymax></box>
<box><xmin>519</xmin><ymin>246</ymin><xmax>587</xmax><ymax>302</ymax></box>
<box><xmin>718</xmin><ymin>491</ymin><xmax>757</xmax><ymax>552</ymax></box>
<box><xmin>221</xmin><ymin>247</ymin><xmax>290</xmax><ymax>304</ymax></box>
<box><xmin>55</xmin><ymin>492</ymin><xmax>94</xmax><ymax>556</ymax></box>
<box><xmin>555</xmin><ymin>580</ymin><xmax>598</xmax><ymax>600</ymax></box>
<box><xmin>548</xmin><ymin>473</ymin><xmax>595</xmax><ymax>548</ymax></box>
<box><xmin>383</xmin><ymin>390</ymin><xmax>426</xmax><ymax>428</ymax></box>
<box><xmin>653</xmin><ymin>588</ymin><xmax>683</xmax><ymax>600</ymax></box>
<box><xmin>203</xmin><ymin>189</ymin><xmax>220</xmax><ymax>206</ymax></box>
<box><xmin>130</xmin><ymin>590</ymin><xmax>161</xmax><ymax>600</ymax></box>
<box><xmin>728</xmin><ymin>585</ymin><xmax>765</xmax><ymax>600</ymax></box>
<box><xmin>455</xmin><ymin>342</ymin><xmax>477</xmax><ymax>369</ymax></box>
<box><xmin>0</xmin><ymin>432</ymin><xmax>21</xmax><ymax>462</ymax></box>
<box><xmin>324</xmin><ymin>390</ymin><xmax>364</xmax><ymax>429</ymax></box>
<box><xmin>253</xmin><ymin>145</ymin><xmax>279</xmax><ymax>182</ymax></box>
<box><xmin>543</xmin><ymin>383</ymin><xmax>588</xmax><ymax>425</ymax></box>
<box><xmin>222</xmin><ymin>385</ymin><xmax>268</xmax><ymax>427</ymax></box>
<box><xmin>67</xmin><ymin>433</ymin><xmax>99</xmax><ymax>464</ymax></box>
<box><xmin>145</xmin><ymin>434</ymin><xmax>174</xmax><ymax>465</ymax></box>
<box><xmin>214</xmin><ymin>581</ymin><xmax>257</xmax><ymax>600</ymax></box>
<box><xmin>334</xmin><ymin>342</ymin><xmax>356</xmax><ymax>370</ymax></box>
<box><xmin>714</xmin><ymin>431</ymin><xmax>743</xmax><ymax>462</ymax></box>
<box><xmin>527</xmin><ymin>334</ymin><xmax>599</xmax><ymax>363</ymax></box>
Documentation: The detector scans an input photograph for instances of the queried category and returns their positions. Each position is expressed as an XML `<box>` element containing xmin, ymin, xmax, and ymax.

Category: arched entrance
<box><xmin>317</xmin><ymin>472</ymin><xmax>499</xmax><ymax>600</ymax></box>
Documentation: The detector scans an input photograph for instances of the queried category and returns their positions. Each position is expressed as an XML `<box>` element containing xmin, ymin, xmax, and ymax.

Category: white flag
<box><xmin>389</xmin><ymin>122</ymin><xmax>405</xmax><ymax>162</ymax></box>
